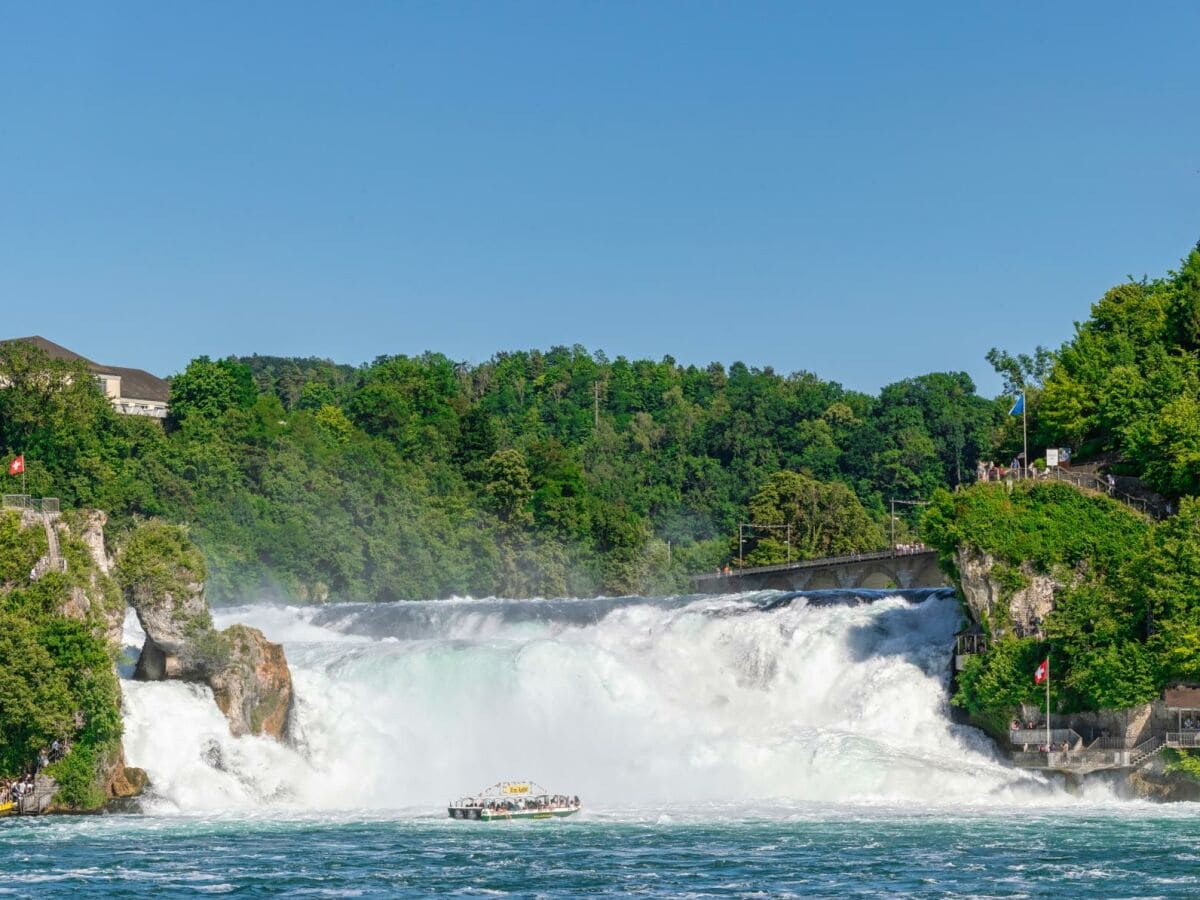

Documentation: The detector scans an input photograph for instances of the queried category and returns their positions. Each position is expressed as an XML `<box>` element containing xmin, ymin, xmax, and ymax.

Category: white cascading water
<box><xmin>121</xmin><ymin>591</ymin><xmax>1061</xmax><ymax>813</ymax></box>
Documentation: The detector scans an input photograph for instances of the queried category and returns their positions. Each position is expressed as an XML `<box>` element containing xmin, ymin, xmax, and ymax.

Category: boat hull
<box><xmin>447</xmin><ymin>806</ymin><xmax>580</xmax><ymax>821</ymax></box>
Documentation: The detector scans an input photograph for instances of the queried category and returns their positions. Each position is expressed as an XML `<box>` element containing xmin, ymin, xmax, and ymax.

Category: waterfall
<box><xmin>121</xmin><ymin>590</ymin><xmax>1060</xmax><ymax>813</ymax></box>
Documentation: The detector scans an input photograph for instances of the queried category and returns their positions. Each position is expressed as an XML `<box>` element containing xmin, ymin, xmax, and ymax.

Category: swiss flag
<box><xmin>1034</xmin><ymin>658</ymin><xmax>1049</xmax><ymax>685</ymax></box>
<box><xmin>7</xmin><ymin>455</ymin><xmax>24</xmax><ymax>476</ymax></box>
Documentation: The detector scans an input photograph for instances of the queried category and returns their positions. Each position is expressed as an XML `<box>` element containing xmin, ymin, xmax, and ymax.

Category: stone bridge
<box><xmin>691</xmin><ymin>549</ymin><xmax>948</xmax><ymax>593</ymax></box>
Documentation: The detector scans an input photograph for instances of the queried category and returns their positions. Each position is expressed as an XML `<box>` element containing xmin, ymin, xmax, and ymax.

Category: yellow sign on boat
<box><xmin>501</xmin><ymin>782</ymin><xmax>530</xmax><ymax>795</ymax></box>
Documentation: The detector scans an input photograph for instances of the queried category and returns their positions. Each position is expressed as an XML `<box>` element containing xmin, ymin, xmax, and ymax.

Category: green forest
<box><xmin>1</xmin><ymin>240</ymin><xmax>1196</xmax><ymax>609</ymax></box>
<box><xmin>992</xmin><ymin>241</ymin><xmax>1200</xmax><ymax>495</ymax></box>
<box><xmin>0</xmin><ymin>335</ymin><xmax>998</xmax><ymax>602</ymax></box>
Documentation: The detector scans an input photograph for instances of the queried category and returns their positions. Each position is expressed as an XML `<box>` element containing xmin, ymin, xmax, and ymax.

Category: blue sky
<box><xmin>1</xmin><ymin>2</ymin><xmax>1197</xmax><ymax>395</ymax></box>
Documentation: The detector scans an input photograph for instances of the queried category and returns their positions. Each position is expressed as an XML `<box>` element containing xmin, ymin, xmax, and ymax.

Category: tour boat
<box><xmin>447</xmin><ymin>781</ymin><xmax>581</xmax><ymax>821</ymax></box>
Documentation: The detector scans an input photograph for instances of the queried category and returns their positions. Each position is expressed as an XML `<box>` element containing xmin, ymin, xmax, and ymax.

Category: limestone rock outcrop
<box><xmin>117</xmin><ymin>520</ymin><xmax>293</xmax><ymax>740</ymax></box>
<box><xmin>128</xmin><ymin>572</ymin><xmax>210</xmax><ymax>680</ymax></box>
<box><xmin>955</xmin><ymin>546</ymin><xmax>1077</xmax><ymax>638</ymax></box>
<box><xmin>207</xmin><ymin>625</ymin><xmax>293</xmax><ymax>739</ymax></box>
<box><xmin>94</xmin><ymin>743</ymin><xmax>148</xmax><ymax>809</ymax></box>
<box><xmin>55</xmin><ymin>511</ymin><xmax>127</xmax><ymax>649</ymax></box>
<box><xmin>1127</xmin><ymin>756</ymin><xmax>1200</xmax><ymax>802</ymax></box>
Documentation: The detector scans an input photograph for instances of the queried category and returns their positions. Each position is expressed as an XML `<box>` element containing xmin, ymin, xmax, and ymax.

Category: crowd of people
<box><xmin>1</xmin><ymin>775</ymin><xmax>37</xmax><ymax>808</ymax></box>
<box><xmin>893</xmin><ymin>542</ymin><xmax>927</xmax><ymax>555</ymax></box>
<box><xmin>976</xmin><ymin>459</ymin><xmax>1044</xmax><ymax>482</ymax></box>
<box><xmin>473</xmin><ymin>794</ymin><xmax>580</xmax><ymax>813</ymax></box>
<box><xmin>1</xmin><ymin>739</ymin><xmax>68</xmax><ymax>810</ymax></box>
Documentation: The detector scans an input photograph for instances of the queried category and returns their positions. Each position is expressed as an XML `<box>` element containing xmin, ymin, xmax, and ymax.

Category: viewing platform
<box><xmin>1008</xmin><ymin>728</ymin><xmax>1166</xmax><ymax>774</ymax></box>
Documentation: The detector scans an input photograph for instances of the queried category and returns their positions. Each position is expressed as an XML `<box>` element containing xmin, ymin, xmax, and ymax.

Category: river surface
<box><xmin>4</xmin><ymin>808</ymin><xmax>1200</xmax><ymax>897</ymax></box>
<box><xmin>2</xmin><ymin>590</ymin><xmax>1197</xmax><ymax>896</ymax></box>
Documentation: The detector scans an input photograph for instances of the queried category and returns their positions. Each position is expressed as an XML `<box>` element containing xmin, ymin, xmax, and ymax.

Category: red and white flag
<box><xmin>1034</xmin><ymin>658</ymin><xmax>1049</xmax><ymax>685</ymax></box>
<box><xmin>7</xmin><ymin>455</ymin><xmax>24</xmax><ymax>476</ymax></box>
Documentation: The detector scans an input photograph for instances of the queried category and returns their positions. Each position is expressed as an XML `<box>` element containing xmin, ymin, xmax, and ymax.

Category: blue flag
<box><xmin>1009</xmin><ymin>393</ymin><xmax>1024</xmax><ymax>416</ymax></box>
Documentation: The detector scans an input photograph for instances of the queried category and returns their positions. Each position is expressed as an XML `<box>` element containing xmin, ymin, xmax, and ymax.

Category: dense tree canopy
<box><xmin>742</xmin><ymin>471</ymin><xmax>883</xmax><ymax>565</ymax></box>
<box><xmin>0</xmin><ymin>340</ymin><xmax>998</xmax><ymax>601</ymax></box>
<box><xmin>995</xmin><ymin>242</ymin><xmax>1200</xmax><ymax>495</ymax></box>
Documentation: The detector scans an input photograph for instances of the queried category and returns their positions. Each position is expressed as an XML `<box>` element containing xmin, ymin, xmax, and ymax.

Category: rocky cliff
<box><xmin>0</xmin><ymin>507</ymin><xmax>145</xmax><ymax>812</ymax></box>
<box><xmin>56</xmin><ymin>510</ymin><xmax>127</xmax><ymax>650</ymax></box>
<box><xmin>116</xmin><ymin>520</ymin><xmax>293</xmax><ymax>740</ymax></box>
<box><xmin>954</xmin><ymin>545</ymin><xmax>1082</xmax><ymax>639</ymax></box>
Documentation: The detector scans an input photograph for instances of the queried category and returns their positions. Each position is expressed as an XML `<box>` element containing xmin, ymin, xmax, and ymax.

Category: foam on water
<box><xmin>121</xmin><ymin>591</ymin><xmax>1089</xmax><ymax>814</ymax></box>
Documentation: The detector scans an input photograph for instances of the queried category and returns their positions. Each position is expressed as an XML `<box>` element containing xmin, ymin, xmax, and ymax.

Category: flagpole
<box><xmin>1022</xmin><ymin>388</ymin><xmax>1028</xmax><ymax>480</ymax></box>
<box><xmin>1045</xmin><ymin>655</ymin><xmax>1051</xmax><ymax>752</ymax></box>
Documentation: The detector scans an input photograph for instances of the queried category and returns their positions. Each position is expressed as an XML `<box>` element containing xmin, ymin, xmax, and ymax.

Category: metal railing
<box><xmin>1165</xmin><ymin>732</ymin><xmax>1200</xmax><ymax>749</ymax></box>
<box><xmin>692</xmin><ymin>547</ymin><xmax>937</xmax><ymax>581</ymax></box>
<box><xmin>971</xmin><ymin>468</ymin><xmax>1169</xmax><ymax>519</ymax></box>
<box><xmin>1014</xmin><ymin>735</ymin><xmax>1165</xmax><ymax>772</ymax></box>
<box><xmin>2</xmin><ymin>495</ymin><xmax>60</xmax><ymax>514</ymax></box>
<box><xmin>1085</xmin><ymin>736</ymin><xmax>1136</xmax><ymax>751</ymax></box>
<box><xmin>1009</xmin><ymin>728</ymin><xmax>1082</xmax><ymax>748</ymax></box>
<box><xmin>1129</xmin><ymin>736</ymin><xmax>1164</xmax><ymax>766</ymax></box>
<box><xmin>1043</xmin><ymin>468</ymin><xmax>1167</xmax><ymax>519</ymax></box>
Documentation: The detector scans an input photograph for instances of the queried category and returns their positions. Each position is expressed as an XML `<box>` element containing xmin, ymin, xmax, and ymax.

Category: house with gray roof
<box><xmin>2</xmin><ymin>335</ymin><xmax>170</xmax><ymax>419</ymax></box>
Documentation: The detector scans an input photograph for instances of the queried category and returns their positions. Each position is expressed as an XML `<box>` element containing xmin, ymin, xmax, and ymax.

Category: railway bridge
<box><xmin>690</xmin><ymin>548</ymin><xmax>948</xmax><ymax>593</ymax></box>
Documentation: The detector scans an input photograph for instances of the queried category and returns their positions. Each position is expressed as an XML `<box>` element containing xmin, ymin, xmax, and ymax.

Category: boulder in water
<box><xmin>205</xmin><ymin>625</ymin><xmax>293</xmax><ymax>739</ymax></box>
<box><xmin>117</xmin><ymin>521</ymin><xmax>293</xmax><ymax>740</ymax></box>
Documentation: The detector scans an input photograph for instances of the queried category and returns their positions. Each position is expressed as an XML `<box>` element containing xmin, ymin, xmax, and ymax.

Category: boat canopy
<box><xmin>453</xmin><ymin>781</ymin><xmax>567</xmax><ymax>805</ymax></box>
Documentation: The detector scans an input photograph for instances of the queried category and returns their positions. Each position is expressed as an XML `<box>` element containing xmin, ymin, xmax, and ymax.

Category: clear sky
<box><xmin>1</xmin><ymin>2</ymin><xmax>1197</xmax><ymax>395</ymax></box>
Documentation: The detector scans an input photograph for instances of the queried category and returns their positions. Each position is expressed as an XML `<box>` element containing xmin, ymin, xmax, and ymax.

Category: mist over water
<box><xmin>121</xmin><ymin>590</ymin><xmax>1065</xmax><ymax>815</ymax></box>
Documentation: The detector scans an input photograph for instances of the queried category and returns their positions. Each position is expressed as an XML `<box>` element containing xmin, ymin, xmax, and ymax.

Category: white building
<box><xmin>2</xmin><ymin>335</ymin><xmax>170</xmax><ymax>419</ymax></box>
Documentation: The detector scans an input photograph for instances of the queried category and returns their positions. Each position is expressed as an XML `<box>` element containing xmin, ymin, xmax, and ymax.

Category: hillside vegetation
<box><xmin>0</xmin><ymin>511</ymin><xmax>124</xmax><ymax>808</ymax></box>
<box><xmin>923</xmin><ymin>241</ymin><xmax>1200</xmax><ymax>721</ymax></box>
<box><xmin>996</xmin><ymin>241</ymin><xmax>1200</xmax><ymax>495</ymax></box>
<box><xmin>0</xmin><ymin>341</ymin><xmax>997</xmax><ymax>601</ymax></box>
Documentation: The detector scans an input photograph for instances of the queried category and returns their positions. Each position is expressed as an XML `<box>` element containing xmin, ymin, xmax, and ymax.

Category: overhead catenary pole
<box><xmin>890</xmin><ymin>498</ymin><xmax>895</xmax><ymax>551</ymax></box>
<box><xmin>738</xmin><ymin>522</ymin><xmax>793</xmax><ymax>568</ymax></box>
<box><xmin>888</xmin><ymin>499</ymin><xmax>930</xmax><ymax>554</ymax></box>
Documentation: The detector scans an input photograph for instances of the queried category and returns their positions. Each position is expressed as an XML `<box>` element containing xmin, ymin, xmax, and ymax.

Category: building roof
<box><xmin>2</xmin><ymin>335</ymin><xmax>170</xmax><ymax>404</ymax></box>
<box><xmin>5</xmin><ymin>335</ymin><xmax>90</xmax><ymax>363</ymax></box>
<box><xmin>100</xmin><ymin>365</ymin><xmax>170</xmax><ymax>403</ymax></box>
<box><xmin>1164</xmin><ymin>684</ymin><xmax>1200</xmax><ymax>709</ymax></box>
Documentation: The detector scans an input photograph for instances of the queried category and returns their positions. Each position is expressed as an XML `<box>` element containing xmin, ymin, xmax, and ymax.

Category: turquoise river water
<box><xmin>3</xmin><ymin>808</ymin><xmax>1200</xmax><ymax>897</ymax></box>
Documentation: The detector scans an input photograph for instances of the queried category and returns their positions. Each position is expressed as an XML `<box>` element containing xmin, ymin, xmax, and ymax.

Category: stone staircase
<box><xmin>23</xmin><ymin>507</ymin><xmax>67</xmax><ymax>579</ymax></box>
